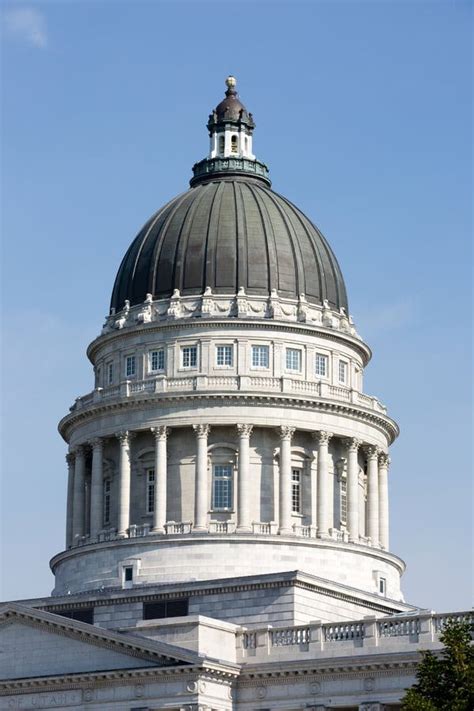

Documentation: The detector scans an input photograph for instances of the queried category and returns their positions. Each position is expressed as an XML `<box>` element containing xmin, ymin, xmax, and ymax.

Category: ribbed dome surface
<box><xmin>111</xmin><ymin>177</ymin><xmax>348</xmax><ymax>313</ymax></box>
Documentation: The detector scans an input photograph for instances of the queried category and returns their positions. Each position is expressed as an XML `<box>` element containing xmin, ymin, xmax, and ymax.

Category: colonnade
<box><xmin>65</xmin><ymin>426</ymin><xmax>390</xmax><ymax>551</ymax></box>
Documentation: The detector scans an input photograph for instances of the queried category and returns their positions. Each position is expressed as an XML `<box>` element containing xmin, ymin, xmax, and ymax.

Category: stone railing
<box><xmin>72</xmin><ymin>376</ymin><xmax>387</xmax><ymax>414</ymax></box>
<box><xmin>236</xmin><ymin>611</ymin><xmax>474</xmax><ymax>662</ymax></box>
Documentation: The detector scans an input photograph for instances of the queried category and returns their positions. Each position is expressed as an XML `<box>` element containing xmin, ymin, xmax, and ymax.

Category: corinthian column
<box><xmin>72</xmin><ymin>446</ymin><xmax>86</xmax><ymax>543</ymax></box>
<box><xmin>365</xmin><ymin>445</ymin><xmax>380</xmax><ymax>546</ymax></box>
<box><xmin>315</xmin><ymin>431</ymin><xmax>333</xmax><ymax>537</ymax></box>
<box><xmin>151</xmin><ymin>426</ymin><xmax>170</xmax><ymax>533</ymax></box>
<box><xmin>65</xmin><ymin>452</ymin><xmax>75</xmax><ymax>548</ymax></box>
<box><xmin>116</xmin><ymin>432</ymin><xmax>132</xmax><ymax>537</ymax></box>
<box><xmin>378</xmin><ymin>451</ymin><xmax>390</xmax><ymax>550</ymax></box>
<box><xmin>346</xmin><ymin>438</ymin><xmax>361</xmax><ymax>542</ymax></box>
<box><xmin>89</xmin><ymin>438</ymin><xmax>104</xmax><ymax>540</ymax></box>
<box><xmin>193</xmin><ymin>425</ymin><xmax>210</xmax><ymax>531</ymax></box>
<box><xmin>278</xmin><ymin>426</ymin><xmax>295</xmax><ymax>534</ymax></box>
<box><xmin>236</xmin><ymin>424</ymin><xmax>253</xmax><ymax>532</ymax></box>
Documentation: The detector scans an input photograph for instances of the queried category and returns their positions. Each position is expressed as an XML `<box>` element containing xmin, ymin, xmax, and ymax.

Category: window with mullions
<box><xmin>315</xmin><ymin>353</ymin><xmax>328</xmax><ymax>378</ymax></box>
<box><xmin>251</xmin><ymin>345</ymin><xmax>269</xmax><ymax>368</ymax></box>
<box><xmin>338</xmin><ymin>360</ymin><xmax>348</xmax><ymax>384</ymax></box>
<box><xmin>106</xmin><ymin>361</ymin><xmax>114</xmax><ymax>385</ymax></box>
<box><xmin>340</xmin><ymin>478</ymin><xmax>347</xmax><ymax>525</ymax></box>
<box><xmin>286</xmin><ymin>348</ymin><xmax>301</xmax><ymax>372</ymax></box>
<box><xmin>143</xmin><ymin>598</ymin><xmax>188</xmax><ymax>620</ymax></box>
<box><xmin>231</xmin><ymin>135</ymin><xmax>238</xmax><ymax>154</ymax></box>
<box><xmin>291</xmin><ymin>468</ymin><xmax>302</xmax><ymax>514</ymax></box>
<box><xmin>125</xmin><ymin>354</ymin><xmax>136</xmax><ymax>378</ymax></box>
<box><xmin>150</xmin><ymin>349</ymin><xmax>165</xmax><ymax>372</ymax></box>
<box><xmin>216</xmin><ymin>345</ymin><xmax>233</xmax><ymax>367</ymax></box>
<box><xmin>181</xmin><ymin>345</ymin><xmax>198</xmax><ymax>368</ymax></box>
<box><xmin>146</xmin><ymin>468</ymin><xmax>155</xmax><ymax>514</ymax></box>
<box><xmin>212</xmin><ymin>464</ymin><xmax>233</xmax><ymax>510</ymax></box>
<box><xmin>103</xmin><ymin>480</ymin><xmax>111</xmax><ymax>525</ymax></box>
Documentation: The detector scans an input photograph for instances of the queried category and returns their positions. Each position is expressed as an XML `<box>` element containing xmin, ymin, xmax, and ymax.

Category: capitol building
<box><xmin>0</xmin><ymin>77</ymin><xmax>469</xmax><ymax>710</ymax></box>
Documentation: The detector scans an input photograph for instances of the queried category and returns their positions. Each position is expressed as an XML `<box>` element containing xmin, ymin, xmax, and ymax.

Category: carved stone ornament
<box><xmin>193</xmin><ymin>424</ymin><xmax>211</xmax><ymax>438</ymax></box>
<box><xmin>201</xmin><ymin>286</ymin><xmax>215</xmax><ymax>316</ymax></box>
<box><xmin>237</xmin><ymin>423</ymin><xmax>253</xmax><ymax>438</ymax></box>
<box><xmin>278</xmin><ymin>425</ymin><xmax>295</xmax><ymax>439</ymax></box>
<box><xmin>315</xmin><ymin>430</ymin><xmax>333</xmax><ymax>446</ymax></box>
<box><xmin>364</xmin><ymin>444</ymin><xmax>380</xmax><ymax>460</ymax></box>
<box><xmin>363</xmin><ymin>676</ymin><xmax>376</xmax><ymax>691</ymax></box>
<box><xmin>151</xmin><ymin>425</ymin><xmax>170</xmax><ymax>440</ymax></box>
<box><xmin>236</xmin><ymin>286</ymin><xmax>249</xmax><ymax>317</ymax></box>
<box><xmin>346</xmin><ymin>437</ymin><xmax>362</xmax><ymax>452</ymax></box>
<box><xmin>255</xmin><ymin>685</ymin><xmax>267</xmax><ymax>699</ymax></box>
<box><xmin>309</xmin><ymin>680</ymin><xmax>321</xmax><ymax>694</ymax></box>
<box><xmin>66</xmin><ymin>452</ymin><xmax>75</xmax><ymax>466</ymax></box>
<box><xmin>167</xmin><ymin>289</ymin><xmax>182</xmax><ymax>318</ymax></box>
<box><xmin>378</xmin><ymin>451</ymin><xmax>390</xmax><ymax>468</ymax></box>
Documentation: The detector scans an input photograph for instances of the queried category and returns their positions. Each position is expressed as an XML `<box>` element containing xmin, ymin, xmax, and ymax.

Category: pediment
<box><xmin>0</xmin><ymin>603</ymin><xmax>196</xmax><ymax>680</ymax></box>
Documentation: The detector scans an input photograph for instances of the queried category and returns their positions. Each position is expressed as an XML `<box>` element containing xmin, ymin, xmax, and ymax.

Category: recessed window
<box><xmin>106</xmin><ymin>361</ymin><xmax>114</xmax><ymax>385</ymax></box>
<box><xmin>216</xmin><ymin>345</ymin><xmax>233</xmax><ymax>367</ymax></box>
<box><xmin>212</xmin><ymin>464</ymin><xmax>233</xmax><ymax>510</ymax></box>
<box><xmin>219</xmin><ymin>135</ymin><xmax>225</xmax><ymax>155</ymax></box>
<box><xmin>231</xmin><ymin>135</ymin><xmax>238</xmax><ymax>154</ymax></box>
<box><xmin>252</xmin><ymin>345</ymin><xmax>269</xmax><ymax>368</ymax></box>
<box><xmin>143</xmin><ymin>598</ymin><xmax>188</xmax><ymax>620</ymax></box>
<box><xmin>146</xmin><ymin>468</ymin><xmax>155</xmax><ymax>514</ymax></box>
<box><xmin>103</xmin><ymin>480</ymin><xmax>111</xmax><ymax>525</ymax></box>
<box><xmin>340</xmin><ymin>478</ymin><xmax>347</xmax><ymax>525</ymax></box>
<box><xmin>315</xmin><ymin>353</ymin><xmax>328</xmax><ymax>378</ymax></box>
<box><xmin>150</xmin><ymin>349</ymin><xmax>165</xmax><ymax>372</ymax></box>
<box><xmin>181</xmin><ymin>345</ymin><xmax>198</xmax><ymax>368</ymax></box>
<box><xmin>379</xmin><ymin>577</ymin><xmax>387</xmax><ymax>595</ymax></box>
<box><xmin>125</xmin><ymin>355</ymin><xmax>136</xmax><ymax>378</ymax></box>
<box><xmin>56</xmin><ymin>608</ymin><xmax>94</xmax><ymax>624</ymax></box>
<box><xmin>338</xmin><ymin>360</ymin><xmax>348</xmax><ymax>384</ymax></box>
<box><xmin>124</xmin><ymin>566</ymin><xmax>133</xmax><ymax>583</ymax></box>
<box><xmin>286</xmin><ymin>348</ymin><xmax>301</xmax><ymax>372</ymax></box>
<box><xmin>292</xmin><ymin>469</ymin><xmax>301</xmax><ymax>514</ymax></box>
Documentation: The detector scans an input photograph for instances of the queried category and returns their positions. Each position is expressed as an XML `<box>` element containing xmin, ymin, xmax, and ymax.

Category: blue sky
<box><xmin>1</xmin><ymin>1</ymin><xmax>472</xmax><ymax>609</ymax></box>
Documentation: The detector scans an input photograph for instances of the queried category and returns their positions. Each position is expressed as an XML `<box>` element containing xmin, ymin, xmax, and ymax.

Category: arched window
<box><xmin>208</xmin><ymin>444</ymin><xmax>236</xmax><ymax>512</ymax></box>
<box><xmin>231</xmin><ymin>135</ymin><xmax>238</xmax><ymax>154</ymax></box>
<box><xmin>219</xmin><ymin>136</ymin><xmax>225</xmax><ymax>155</ymax></box>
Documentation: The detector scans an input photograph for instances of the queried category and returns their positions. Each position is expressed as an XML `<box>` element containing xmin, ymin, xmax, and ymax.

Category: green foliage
<box><xmin>401</xmin><ymin>618</ymin><xmax>474</xmax><ymax>711</ymax></box>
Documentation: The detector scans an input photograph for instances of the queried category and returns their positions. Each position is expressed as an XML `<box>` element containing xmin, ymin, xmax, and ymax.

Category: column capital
<box><xmin>345</xmin><ymin>437</ymin><xmax>362</xmax><ymax>452</ymax></box>
<box><xmin>72</xmin><ymin>444</ymin><xmax>86</xmax><ymax>458</ymax></box>
<box><xmin>378</xmin><ymin>451</ymin><xmax>390</xmax><ymax>468</ymax></box>
<box><xmin>364</xmin><ymin>444</ymin><xmax>380</xmax><ymax>460</ymax></box>
<box><xmin>151</xmin><ymin>425</ymin><xmax>170</xmax><ymax>440</ymax></box>
<box><xmin>278</xmin><ymin>425</ymin><xmax>295</xmax><ymax>440</ymax></box>
<box><xmin>116</xmin><ymin>430</ymin><xmax>135</xmax><ymax>445</ymax></box>
<box><xmin>90</xmin><ymin>437</ymin><xmax>103</xmax><ymax>450</ymax></box>
<box><xmin>237</xmin><ymin>423</ymin><xmax>253</xmax><ymax>438</ymax></box>
<box><xmin>314</xmin><ymin>430</ymin><xmax>333</xmax><ymax>445</ymax></box>
<box><xmin>65</xmin><ymin>452</ymin><xmax>75</xmax><ymax>465</ymax></box>
<box><xmin>193</xmin><ymin>424</ymin><xmax>210</xmax><ymax>438</ymax></box>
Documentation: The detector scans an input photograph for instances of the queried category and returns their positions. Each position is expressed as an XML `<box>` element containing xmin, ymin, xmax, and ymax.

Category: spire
<box><xmin>190</xmin><ymin>77</ymin><xmax>270</xmax><ymax>188</ymax></box>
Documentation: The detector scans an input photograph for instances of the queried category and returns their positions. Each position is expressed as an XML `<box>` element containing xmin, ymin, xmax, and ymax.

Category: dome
<box><xmin>110</xmin><ymin>176</ymin><xmax>349</xmax><ymax>313</ymax></box>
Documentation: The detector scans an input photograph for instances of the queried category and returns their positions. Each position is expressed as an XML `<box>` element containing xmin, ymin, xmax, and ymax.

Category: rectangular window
<box><xmin>212</xmin><ymin>464</ymin><xmax>233</xmax><ymax>509</ymax></box>
<box><xmin>56</xmin><ymin>608</ymin><xmax>94</xmax><ymax>624</ymax></box>
<box><xmin>103</xmin><ymin>480</ymin><xmax>111</xmax><ymax>525</ymax></box>
<box><xmin>143</xmin><ymin>598</ymin><xmax>189</xmax><ymax>620</ymax></box>
<box><xmin>216</xmin><ymin>344</ymin><xmax>233</xmax><ymax>366</ymax></box>
<box><xmin>107</xmin><ymin>361</ymin><xmax>114</xmax><ymax>385</ymax></box>
<box><xmin>291</xmin><ymin>468</ymin><xmax>301</xmax><ymax>514</ymax></box>
<box><xmin>146</xmin><ymin>468</ymin><xmax>155</xmax><ymax>514</ymax></box>
<box><xmin>340</xmin><ymin>478</ymin><xmax>347</xmax><ymax>525</ymax></box>
<box><xmin>286</xmin><ymin>348</ymin><xmax>302</xmax><ymax>372</ymax></box>
<box><xmin>251</xmin><ymin>345</ymin><xmax>269</xmax><ymax>368</ymax></box>
<box><xmin>379</xmin><ymin>577</ymin><xmax>387</xmax><ymax>595</ymax></box>
<box><xmin>181</xmin><ymin>345</ymin><xmax>198</xmax><ymax>368</ymax></box>
<box><xmin>125</xmin><ymin>355</ymin><xmax>136</xmax><ymax>378</ymax></box>
<box><xmin>338</xmin><ymin>360</ymin><xmax>348</xmax><ymax>384</ymax></box>
<box><xmin>124</xmin><ymin>566</ymin><xmax>133</xmax><ymax>582</ymax></box>
<box><xmin>315</xmin><ymin>353</ymin><xmax>328</xmax><ymax>378</ymax></box>
<box><xmin>150</xmin><ymin>349</ymin><xmax>165</xmax><ymax>372</ymax></box>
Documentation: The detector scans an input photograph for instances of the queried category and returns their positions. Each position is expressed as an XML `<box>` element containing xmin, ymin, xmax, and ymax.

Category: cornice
<box><xmin>58</xmin><ymin>391</ymin><xmax>399</xmax><ymax>444</ymax></box>
<box><xmin>87</xmin><ymin>317</ymin><xmax>372</xmax><ymax>365</ymax></box>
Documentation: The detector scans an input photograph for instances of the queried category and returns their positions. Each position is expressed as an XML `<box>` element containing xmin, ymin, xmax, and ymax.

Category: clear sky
<box><xmin>1</xmin><ymin>0</ymin><xmax>472</xmax><ymax>610</ymax></box>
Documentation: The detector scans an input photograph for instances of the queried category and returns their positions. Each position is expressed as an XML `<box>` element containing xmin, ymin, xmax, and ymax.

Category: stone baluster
<box><xmin>89</xmin><ymin>438</ymin><xmax>104</xmax><ymax>540</ymax></box>
<box><xmin>151</xmin><ymin>426</ymin><xmax>170</xmax><ymax>533</ymax></box>
<box><xmin>278</xmin><ymin>426</ymin><xmax>295</xmax><ymax>534</ymax></box>
<box><xmin>65</xmin><ymin>452</ymin><xmax>75</xmax><ymax>548</ymax></box>
<box><xmin>378</xmin><ymin>451</ymin><xmax>390</xmax><ymax>550</ymax></box>
<box><xmin>315</xmin><ymin>431</ymin><xmax>333</xmax><ymax>538</ymax></box>
<box><xmin>116</xmin><ymin>431</ymin><xmax>132</xmax><ymax>537</ymax></box>
<box><xmin>193</xmin><ymin>425</ymin><xmax>210</xmax><ymax>532</ymax></box>
<box><xmin>72</xmin><ymin>445</ymin><xmax>86</xmax><ymax>543</ymax></box>
<box><xmin>236</xmin><ymin>424</ymin><xmax>253</xmax><ymax>532</ymax></box>
<box><xmin>365</xmin><ymin>445</ymin><xmax>380</xmax><ymax>546</ymax></box>
<box><xmin>346</xmin><ymin>438</ymin><xmax>361</xmax><ymax>542</ymax></box>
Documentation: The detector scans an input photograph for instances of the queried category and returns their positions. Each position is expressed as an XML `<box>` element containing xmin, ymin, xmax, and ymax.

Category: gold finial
<box><xmin>225</xmin><ymin>75</ymin><xmax>237</xmax><ymax>90</ymax></box>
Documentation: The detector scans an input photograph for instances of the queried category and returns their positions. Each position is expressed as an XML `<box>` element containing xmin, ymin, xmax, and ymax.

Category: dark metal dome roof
<box><xmin>110</xmin><ymin>176</ymin><xmax>348</xmax><ymax>313</ymax></box>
